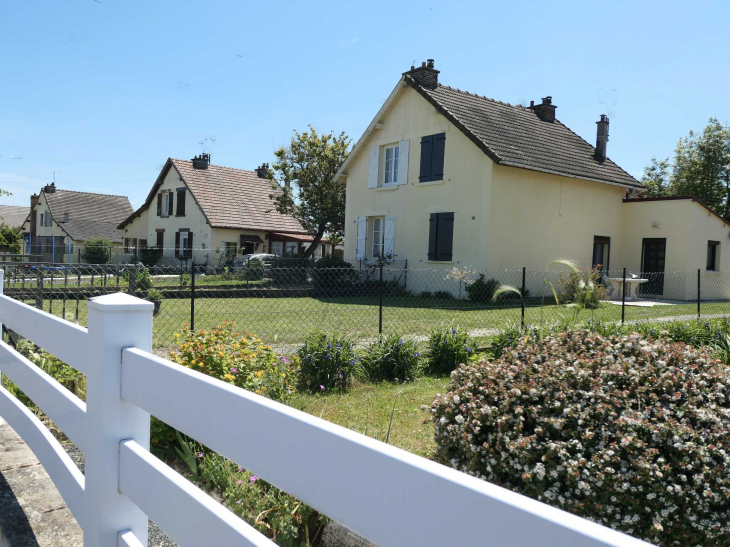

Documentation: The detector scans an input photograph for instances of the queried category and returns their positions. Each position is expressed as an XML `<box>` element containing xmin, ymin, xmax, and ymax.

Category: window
<box><xmin>372</xmin><ymin>217</ymin><xmax>384</xmax><ymax>257</ymax></box>
<box><xmin>419</xmin><ymin>133</ymin><xmax>446</xmax><ymax>183</ymax></box>
<box><xmin>156</xmin><ymin>230</ymin><xmax>165</xmax><ymax>255</ymax></box>
<box><xmin>592</xmin><ymin>236</ymin><xmax>610</xmax><ymax>272</ymax></box>
<box><xmin>45</xmin><ymin>212</ymin><xmax>52</xmax><ymax>227</ymax></box>
<box><xmin>223</xmin><ymin>241</ymin><xmax>237</xmax><ymax>257</ymax></box>
<box><xmin>175</xmin><ymin>229</ymin><xmax>193</xmax><ymax>258</ymax></box>
<box><xmin>138</xmin><ymin>239</ymin><xmax>147</xmax><ymax>249</ymax></box>
<box><xmin>176</xmin><ymin>188</ymin><xmax>186</xmax><ymax>217</ymax></box>
<box><xmin>39</xmin><ymin>213</ymin><xmax>43</xmax><ymax>226</ymax></box>
<box><xmin>707</xmin><ymin>241</ymin><xmax>720</xmax><ymax>271</ymax></box>
<box><xmin>271</xmin><ymin>241</ymin><xmax>283</xmax><ymax>256</ymax></box>
<box><xmin>124</xmin><ymin>238</ymin><xmax>130</xmax><ymax>253</ymax></box>
<box><xmin>382</xmin><ymin>145</ymin><xmax>399</xmax><ymax>185</ymax></box>
<box><xmin>285</xmin><ymin>242</ymin><xmax>298</xmax><ymax>256</ymax></box>
<box><xmin>428</xmin><ymin>212</ymin><xmax>454</xmax><ymax>261</ymax></box>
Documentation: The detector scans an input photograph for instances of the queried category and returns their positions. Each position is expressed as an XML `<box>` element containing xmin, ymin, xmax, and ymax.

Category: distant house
<box><xmin>335</xmin><ymin>59</ymin><xmax>730</xmax><ymax>300</ymax></box>
<box><xmin>118</xmin><ymin>154</ymin><xmax>335</xmax><ymax>266</ymax></box>
<box><xmin>0</xmin><ymin>205</ymin><xmax>30</xmax><ymax>230</ymax></box>
<box><xmin>21</xmin><ymin>183</ymin><xmax>133</xmax><ymax>262</ymax></box>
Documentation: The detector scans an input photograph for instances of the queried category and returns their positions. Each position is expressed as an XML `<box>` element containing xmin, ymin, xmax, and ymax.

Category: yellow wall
<box><xmin>344</xmin><ymin>86</ymin><xmax>493</xmax><ymax>270</ymax></box>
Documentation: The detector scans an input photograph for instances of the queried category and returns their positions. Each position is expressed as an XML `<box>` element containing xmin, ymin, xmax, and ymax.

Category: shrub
<box><xmin>139</xmin><ymin>247</ymin><xmax>160</xmax><ymax>267</ymax></box>
<box><xmin>465</xmin><ymin>274</ymin><xmax>499</xmax><ymax>303</ymax></box>
<box><xmin>311</xmin><ymin>255</ymin><xmax>358</xmax><ymax>287</ymax></box>
<box><xmin>362</xmin><ymin>334</ymin><xmax>421</xmax><ymax>382</ymax></box>
<box><xmin>81</xmin><ymin>236</ymin><xmax>113</xmax><ymax>264</ymax></box>
<box><xmin>122</xmin><ymin>266</ymin><xmax>152</xmax><ymax>295</ymax></box>
<box><xmin>556</xmin><ymin>267</ymin><xmax>606</xmax><ymax>309</ymax></box>
<box><xmin>242</xmin><ymin>259</ymin><xmax>265</xmax><ymax>281</ymax></box>
<box><xmin>419</xmin><ymin>291</ymin><xmax>432</xmax><ymax>298</ymax></box>
<box><xmin>426</xmin><ymin>325</ymin><xmax>475</xmax><ymax>375</ymax></box>
<box><xmin>0</xmin><ymin>223</ymin><xmax>21</xmax><ymax>254</ymax></box>
<box><xmin>432</xmin><ymin>329</ymin><xmax>730</xmax><ymax>546</ymax></box>
<box><xmin>297</xmin><ymin>331</ymin><xmax>358</xmax><ymax>392</ymax></box>
<box><xmin>486</xmin><ymin>322</ymin><xmax>533</xmax><ymax>360</ymax></box>
<box><xmin>433</xmin><ymin>290</ymin><xmax>454</xmax><ymax>300</ymax></box>
<box><xmin>270</xmin><ymin>256</ymin><xmax>308</xmax><ymax>285</ymax></box>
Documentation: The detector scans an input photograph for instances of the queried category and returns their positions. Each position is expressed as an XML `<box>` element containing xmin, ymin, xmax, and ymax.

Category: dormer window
<box><xmin>383</xmin><ymin>145</ymin><xmax>399</xmax><ymax>185</ymax></box>
<box><xmin>63</xmin><ymin>212</ymin><xmax>69</xmax><ymax>223</ymax></box>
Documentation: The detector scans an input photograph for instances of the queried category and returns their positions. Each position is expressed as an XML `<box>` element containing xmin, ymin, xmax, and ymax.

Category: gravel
<box><xmin>61</xmin><ymin>441</ymin><xmax>178</xmax><ymax>547</ymax></box>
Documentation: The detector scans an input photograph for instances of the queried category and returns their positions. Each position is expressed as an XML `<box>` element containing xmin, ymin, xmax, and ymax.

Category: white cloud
<box><xmin>341</xmin><ymin>37</ymin><xmax>358</xmax><ymax>48</ymax></box>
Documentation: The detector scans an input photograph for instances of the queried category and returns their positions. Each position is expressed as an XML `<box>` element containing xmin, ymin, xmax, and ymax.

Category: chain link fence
<box><xmin>2</xmin><ymin>259</ymin><xmax>729</xmax><ymax>355</ymax></box>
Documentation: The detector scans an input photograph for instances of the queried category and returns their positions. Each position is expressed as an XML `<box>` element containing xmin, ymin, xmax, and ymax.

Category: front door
<box><xmin>641</xmin><ymin>238</ymin><xmax>666</xmax><ymax>295</ymax></box>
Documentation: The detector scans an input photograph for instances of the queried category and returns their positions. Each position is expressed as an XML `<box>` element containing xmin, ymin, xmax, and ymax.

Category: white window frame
<box><xmin>285</xmin><ymin>241</ymin><xmax>298</xmax><ymax>256</ymax></box>
<box><xmin>372</xmin><ymin>217</ymin><xmax>384</xmax><ymax>258</ymax></box>
<box><xmin>180</xmin><ymin>232</ymin><xmax>189</xmax><ymax>255</ymax></box>
<box><xmin>163</xmin><ymin>191</ymin><xmax>173</xmax><ymax>217</ymax></box>
<box><xmin>382</xmin><ymin>144</ymin><xmax>399</xmax><ymax>186</ymax></box>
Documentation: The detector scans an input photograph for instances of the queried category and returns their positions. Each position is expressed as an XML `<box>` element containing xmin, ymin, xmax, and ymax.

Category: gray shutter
<box><xmin>367</xmin><ymin>146</ymin><xmax>379</xmax><ymax>188</ymax></box>
<box><xmin>157</xmin><ymin>193</ymin><xmax>162</xmax><ymax>216</ymax></box>
<box><xmin>419</xmin><ymin>135</ymin><xmax>433</xmax><ymax>182</ymax></box>
<box><xmin>174</xmin><ymin>231</ymin><xmax>180</xmax><ymax>258</ymax></box>
<box><xmin>432</xmin><ymin>133</ymin><xmax>446</xmax><ymax>181</ymax></box>
<box><xmin>397</xmin><ymin>140</ymin><xmax>409</xmax><ymax>185</ymax></box>
<box><xmin>428</xmin><ymin>213</ymin><xmax>438</xmax><ymax>260</ymax></box>
<box><xmin>383</xmin><ymin>215</ymin><xmax>395</xmax><ymax>258</ymax></box>
<box><xmin>436</xmin><ymin>212</ymin><xmax>454</xmax><ymax>261</ymax></box>
<box><xmin>356</xmin><ymin>217</ymin><xmax>367</xmax><ymax>259</ymax></box>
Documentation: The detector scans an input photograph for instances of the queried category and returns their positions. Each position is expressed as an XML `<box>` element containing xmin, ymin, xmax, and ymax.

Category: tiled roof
<box><xmin>0</xmin><ymin>205</ymin><xmax>30</xmax><ymax>228</ymax></box>
<box><xmin>172</xmin><ymin>159</ymin><xmax>306</xmax><ymax>233</ymax></box>
<box><xmin>120</xmin><ymin>159</ymin><xmax>307</xmax><ymax>234</ymax></box>
<box><xmin>406</xmin><ymin>78</ymin><xmax>642</xmax><ymax>189</ymax></box>
<box><xmin>45</xmin><ymin>190</ymin><xmax>133</xmax><ymax>242</ymax></box>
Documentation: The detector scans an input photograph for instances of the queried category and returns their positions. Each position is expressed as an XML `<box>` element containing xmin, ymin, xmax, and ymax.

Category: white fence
<box><xmin>0</xmin><ymin>269</ymin><xmax>653</xmax><ymax>547</ymax></box>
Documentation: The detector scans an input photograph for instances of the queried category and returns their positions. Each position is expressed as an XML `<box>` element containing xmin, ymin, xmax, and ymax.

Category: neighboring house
<box><xmin>20</xmin><ymin>183</ymin><xmax>133</xmax><ymax>263</ymax></box>
<box><xmin>0</xmin><ymin>205</ymin><xmax>30</xmax><ymax>230</ymax></box>
<box><xmin>335</xmin><ymin>60</ymin><xmax>730</xmax><ymax>300</ymax></box>
<box><xmin>118</xmin><ymin>155</ymin><xmax>334</xmax><ymax>266</ymax></box>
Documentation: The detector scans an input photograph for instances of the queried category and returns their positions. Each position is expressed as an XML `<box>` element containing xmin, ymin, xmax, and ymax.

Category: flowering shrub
<box><xmin>556</xmin><ymin>266</ymin><xmax>606</xmax><ymax>308</ymax></box>
<box><xmin>169</xmin><ymin>322</ymin><xmax>297</xmax><ymax>403</ymax></box>
<box><xmin>297</xmin><ymin>331</ymin><xmax>359</xmax><ymax>392</ymax></box>
<box><xmin>426</xmin><ymin>325</ymin><xmax>475</xmax><ymax>375</ymax></box>
<box><xmin>362</xmin><ymin>334</ymin><xmax>421</xmax><ymax>382</ymax></box>
<box><xmin>432</xmin><ymin>329</ymin><xmax>730</xmax><ymax>546</ymax></box>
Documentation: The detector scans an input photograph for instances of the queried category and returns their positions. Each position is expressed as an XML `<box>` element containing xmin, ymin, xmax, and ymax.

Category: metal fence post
<box><xmin>36</xmin><ymin>269</ymin><xmax>43</xmax><ymax>310</ymax></box>
<box><xmin>621</xmin><ymin>268</ymin><xmax>627</xmax><ymax>325</ymax></box>
<box><xmin>697</xmin><ymin>268</ymin><xmax>701</xmax><ymax>321</ymax></box>
<box><xmin>128</xmin><ymin>267</ymin><xmax>136</xmax><ymax>295</ymax></box>
<box><xmin>84</xmin><ymin>293</ymin><xmax>153</xmax><ymax>546</ymax></box>
<box><xmin>521</xmin><ymin>266</ymin><xmax>526</xmax><ymax>329</ymax></box>
<box><xmin>379</xmin><ymin>261</ymin><xmax>384</xmax><ymax>335</ymax></box>
<box><xmin>190</xmin><ymin>258</ymin><xmax>195</xmax><ymax>333</ymax></box>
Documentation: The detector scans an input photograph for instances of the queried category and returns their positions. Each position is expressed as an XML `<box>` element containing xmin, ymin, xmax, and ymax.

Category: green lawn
<box><xmin>289</xmin><ymin>377</ymin><xmax>449</xmax><ymax>457</ymax></box>
<box><xmin>25</xmin><ymin>294</ymin><xmax>730</xmax><ymax>351</ymax></box>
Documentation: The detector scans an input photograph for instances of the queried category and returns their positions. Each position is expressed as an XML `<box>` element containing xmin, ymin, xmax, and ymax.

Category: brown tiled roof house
<box><xmin>118</xmin><ymin>156</ymin><xmax>335</xmax><ymax>265</ymax></box>
<box><xmin>0</xmin><ymin>205</ymin><xmax>31</xmax><ymax>229</ymax></box>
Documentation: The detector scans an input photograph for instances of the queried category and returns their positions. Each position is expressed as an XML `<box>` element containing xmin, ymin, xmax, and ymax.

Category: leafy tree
<box><xmin>0</xmin><ymin>223</ymin><xmax>21</xmax><ymax>254</ymax></box>
<box><xmin>268</xmin><ymin>126</ymin><xmax>349</xmax><ymax>259</ymax></box>
<box><xmin>639</xmin><ymin>157</ymin><xmax>671</xmax><ymax>198</ymax></box>
<box><xmin>638</xmin><ymin>118</ymin><xmax>730</xmax><ymax>216</ymax></box>
<box><xmin>81</xmin><ymin>236</ymin><xmax>113</xmax><ymax>264</ymax></box>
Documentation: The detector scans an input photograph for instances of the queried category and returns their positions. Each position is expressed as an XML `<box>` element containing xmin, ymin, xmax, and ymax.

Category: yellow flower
<box><xmin>223</xmin><ymin>374</ymin><xmax>235</xmax><ymax>381</ymax></box>
<box><xmin>174</xmin><ymin>333</ymin><xmax>180</xmax><ymax>338</ymax></box>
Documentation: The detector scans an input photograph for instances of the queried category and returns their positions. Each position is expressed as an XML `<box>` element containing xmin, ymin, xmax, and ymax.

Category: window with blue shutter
<box><xmin>419</xmin><ymin>133</ymin><xmax>446</xmax><ymax>183</ymax></box>
<box><xmin>427</xmin><ymin>212</ymin><xmax>454</xmax><ymax>261</ymax></box>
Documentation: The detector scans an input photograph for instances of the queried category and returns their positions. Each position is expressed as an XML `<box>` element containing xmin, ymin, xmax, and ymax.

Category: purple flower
<box><xmin>320</xmin><ymin>385</ymin><xmax>325</xmax><ymax>391</ymax></box>
<box><xmin>327</xmin><ymin>342</ymin><xmax>332</xmax><ymax>349</ymax></box>
<box><xmin>250</xmin><ymin>475</ymin><xmax>258</xmax><ymax>483</ymax></box>
<box><xmin>197</xmin><ymin>452</ymin><xmax>204</xmax><ymax>458</ymax></box>
<box><xmin>231</xmin><ymin>367</ymin><xmax>238</xmax><ymax>373</ymax></box>
<box><xmin>466</xmin><ymin>347</ymin><xmax>472</xmax><ymax>352</ymax></box>
<box><xmin>452</xmin><ymin>328</ymin><xmax>457</xmax><ymax>335</ymax></box>
<box><xmin>398</xmin><ymin>339</ymin><xmax>403</xmax><ymax>346</ymax></box>
<box><xmin>415</xmin><ymin>352</ymin><xmax>420</xmax><ymax>357</ymax></box>
<box><xmin>237</xmin><ymin>479</ymin><xmax>243</xmax><ymax>485</ymax></box>
<box><xmin>281</xmin><ymin>356</ymin><xmax>290</xmax><ymax>364</ymax></box>
<box><xmin>237</xmin><ymin>467</ymin><xmax>243</xmax><ymax>473</ymax></box>
<box><xmin>349</xmin><ymin>360</ymin><xmax>354</xmax><ymax>365</ymax></box>
<box><xmin>236</xmin><ymin>499</ymin><xmax>242</xmax><ymax>504</ymax></box>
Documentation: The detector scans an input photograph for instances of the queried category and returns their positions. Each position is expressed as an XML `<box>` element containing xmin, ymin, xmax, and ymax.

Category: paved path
<box><xmin>0</xmin><ymin>416</ymin><xmax>82</xmax><ymax>547</ymax></box>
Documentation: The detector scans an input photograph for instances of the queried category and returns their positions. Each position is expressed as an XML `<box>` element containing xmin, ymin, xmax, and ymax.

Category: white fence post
<box><xmin>83</xmin><ymin>293</ymin><xmax>154</xmax><ymax>547</ymax></box>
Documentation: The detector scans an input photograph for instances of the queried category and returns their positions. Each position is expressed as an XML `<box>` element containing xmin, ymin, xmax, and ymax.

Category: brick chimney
<box><xmin>255</xmin><ymin>163</ymin><xmax>269</xmax><ymax>178</ymax></box>
<box><xmin>43</xmin><ymin>182</ymin><xmax>56</xmax><ymax>193</ymax></box>
<box><xmin>530</xmin><ymin>96</ymin><xmax>557</xmax><ymax>122</ymax></box>
<box><xmin>192</xmin><ymin>153</ymin><xmax>210</xmax><ymax>169</ymax></box>
<box><xmin>595</xmin><ymin>114</ymin><xmax>609</xmax><ymax>161</ymax></box>
<box><xmin>403</xmin><ymin>59</ymin><xmax>439</xmax><ymax>89</ymax></box>
<box><xmin>29</xmin><ymin>193</ymin><xmax>39</xmax><ymax>238</ymax></box>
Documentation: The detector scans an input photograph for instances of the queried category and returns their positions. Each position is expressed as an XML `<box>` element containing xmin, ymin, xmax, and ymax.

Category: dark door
<box><xmin>641</xmin><ymin>238</ymin><xmax>666</xmax><ymax>295</ymax></box>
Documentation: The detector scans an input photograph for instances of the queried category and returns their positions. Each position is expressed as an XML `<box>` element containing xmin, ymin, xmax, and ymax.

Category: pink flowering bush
<box><xmin>432</xmin><ymin>329</ymin><xmax>730</xmax><ymax>546</ymax></box>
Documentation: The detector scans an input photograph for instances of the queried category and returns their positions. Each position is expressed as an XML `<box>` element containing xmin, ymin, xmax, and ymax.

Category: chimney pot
<box><xmin>192</xmin><ymin>153</ymin><xmax>211</xmax><ymax>169</ymax></box>
<box><xmin>595</xmin><ymin>114</ymin><xmax>610</xmax><ymax>161</ymax></box>
<box><xmin>255</xmin><ymin>163</ymin><xmax>269</xmax><ymax>178</ymax></box>
<box><xmin>404</xmin><ymin>59</ymin><xmax>440</xmax><ymax>90</ymax></box>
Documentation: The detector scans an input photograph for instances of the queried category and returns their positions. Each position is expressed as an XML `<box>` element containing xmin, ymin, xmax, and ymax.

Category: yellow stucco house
<box><xmin>118</xmin><ymin>155</ymin><xmax>333</xmax><ymax>267</ymax></box>
<box><xmin>335</xmin><ymin>60</ymin><xmax>730</xmax><ymax>300</ymax></box>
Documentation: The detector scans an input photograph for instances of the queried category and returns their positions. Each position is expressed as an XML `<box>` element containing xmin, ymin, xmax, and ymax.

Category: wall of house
<box><xmin>344</xmin><ymin>86</ymin><xmax>493</xmax><ymax>275</ymax></box>
<box><xmin>24</xmin><ymin>192</ymin><xmax>75</xmax><ymax>262</ymax></box>
<box><xmin>619</xmin><ymin>199</ymin><xmax>730</xmax><ymax>300</ymax></box>
<box><xmin>488</xmin><ymin>166</ymin><xmax>627</xmax><ymax>273</ymax></box>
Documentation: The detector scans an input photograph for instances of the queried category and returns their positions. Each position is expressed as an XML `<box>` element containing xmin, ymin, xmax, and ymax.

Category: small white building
<box><xmin>118</xmin><ymin>155</ymin><xmax>335</xmax><ymax>266</ymax></box>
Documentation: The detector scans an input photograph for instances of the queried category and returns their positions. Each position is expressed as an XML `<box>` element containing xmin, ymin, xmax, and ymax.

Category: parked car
<box><xmin>233</xmin><ymin>254</ymin><xmax>275</xmax><ymax>268</ymax></box>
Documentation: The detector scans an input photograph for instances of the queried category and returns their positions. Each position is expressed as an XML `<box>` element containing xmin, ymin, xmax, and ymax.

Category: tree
<box><xmin>81</xmin><ymin>236</ymin><xmax>113</xmax><ymax>264</ymax></box>
<box><xmin>0</xmin><ymin>223</ymin><xmax>21</xmax><ymax>254</ymax></box>
<box><xmin>269</xmin><ymin>126</ymin><xmax>349</xmax><ymax>259</ymax></box>
<box><xmin>640</xmin><ymin>157</ymin><xmax>671</xmax><ymax>198</ymax></box>
<box><xmin>638</xmin><ymin>118</ymin><xmax>730</xmax><ymax>217</ymax></box>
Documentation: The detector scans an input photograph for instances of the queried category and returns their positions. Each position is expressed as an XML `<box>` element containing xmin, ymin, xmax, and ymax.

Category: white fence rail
<box><xmin>0</xmin><ymin>269</ymin><xmax>653</xmax><ymax>547</ymax></box>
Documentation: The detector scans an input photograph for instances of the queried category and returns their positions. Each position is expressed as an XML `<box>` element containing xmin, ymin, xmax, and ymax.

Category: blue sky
<box><xmin>1</xmin><ymin>0</ymin><xmax>728</xmax><ymax>209</ymax></box>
